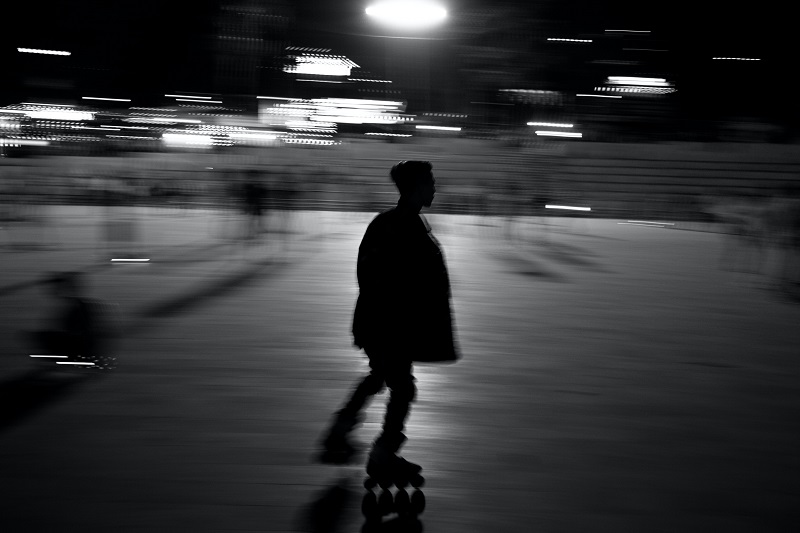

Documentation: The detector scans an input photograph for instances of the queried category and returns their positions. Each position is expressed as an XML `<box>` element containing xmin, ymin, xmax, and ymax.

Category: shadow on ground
<box><xmin>126</xmin><ymin>258</ymin><xmax>293</xmax><ymax>333</ymax></box>
<box><xmin>494</xmin><ymin>250</ymin><xmax>568</xmax><ymax>281</ymax></box>
<box><xmin>0</xmin><ymin>368</ymin><xmax>94</xmax><ymax>432</ymax></box>
<box><xmin>296</xmin><ymin>475</ymin><xmax>359</xmax><ymax>533</ymax></box>
<box><xmin>536</xmin><ymin>240</ymin><xmax>611</xmax><ymax>271</ymax></box>
<box><xmin>296</xmin><ymin>475</ymin><xmax>425</xmax><ymax>533</ymax></box>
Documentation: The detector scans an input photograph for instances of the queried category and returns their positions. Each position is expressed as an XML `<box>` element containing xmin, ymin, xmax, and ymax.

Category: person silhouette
<box><xmin>30</xmin><ymin>272</ymin><xmax>98</xmax><ymax>360</ymax></box>
<box><xmin>318</xmin><ymin>161</ymin><xmax>459</xmax><ymax>479</ymax></box>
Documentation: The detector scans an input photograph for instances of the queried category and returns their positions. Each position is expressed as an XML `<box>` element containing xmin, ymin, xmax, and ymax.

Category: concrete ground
<box><xmin>1</xmin><ymin>206</ymin><xmax>798</xmax><ymax>532</ymax></box>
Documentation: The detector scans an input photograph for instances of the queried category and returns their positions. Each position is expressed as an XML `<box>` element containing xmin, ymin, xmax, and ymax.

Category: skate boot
<box><xmin>362</xmin><ymin>436</ymin><xmax>425</xmax><ymax>520</ymax></box>
<box><xmin>316</xmin><ymin>410</ymin><xmax>362</xmax><ymax>464</ymax></box>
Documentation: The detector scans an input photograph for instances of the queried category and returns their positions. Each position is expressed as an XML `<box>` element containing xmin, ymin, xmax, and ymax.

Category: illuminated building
<box><xmin>212</xmin><ymin>0</ymin><xmax>293</xmax><ymax>108</ymax></box>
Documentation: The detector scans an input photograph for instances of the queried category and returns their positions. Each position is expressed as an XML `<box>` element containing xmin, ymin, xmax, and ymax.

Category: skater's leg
<box><xmin>366</xmin><ymin>359</ymin><xmax>423</xmax><ymax>484</ymax></box>
<box><xmin>373</xmin><ymin>358</ymin><xmax>415</xmax><ymax>454</ymax></box>
<box><xmin>336</xmin><ymin>366</ymin><xmax>386</xmax><ymax>424</ymax></box>
<box><xmin>319</xmin><ymin>360</ymin><xmax>385</xmax><ymax>462</ymax></box>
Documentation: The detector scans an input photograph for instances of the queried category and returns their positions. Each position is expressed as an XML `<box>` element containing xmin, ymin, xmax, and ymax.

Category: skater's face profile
<box><xmin>408</xmin><ymin>172</ymin><xmax>435</xmax><ymax>209</ymax></box>
<box><xmin>421</xmin><ymin>173</ymin><xmax>436</xmax><ymax>208</ymax></box>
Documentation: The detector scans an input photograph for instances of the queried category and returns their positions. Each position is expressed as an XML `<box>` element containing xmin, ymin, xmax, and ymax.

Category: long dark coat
<box><xmin>352</xmin><ymin>202</ymin><xmax>459</xmax><ymax>363</ymax></box>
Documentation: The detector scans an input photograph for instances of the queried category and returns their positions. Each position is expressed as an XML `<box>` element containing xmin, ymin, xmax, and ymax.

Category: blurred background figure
<box><xmin>29</xmin><ymin>272</ymin><xmax>97</xmax><ymax>360</ymax></box>
<box><xmin>242</xmin><ymin>168</ymin><xmax>267</xmax><ymax>242</ymax></box>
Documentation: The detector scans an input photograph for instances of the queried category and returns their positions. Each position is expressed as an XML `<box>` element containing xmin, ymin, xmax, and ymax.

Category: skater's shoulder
<box><xmin>367</xmin><ymin>207</ymin><xmax>400</xmax><ymax>228</ymax></box>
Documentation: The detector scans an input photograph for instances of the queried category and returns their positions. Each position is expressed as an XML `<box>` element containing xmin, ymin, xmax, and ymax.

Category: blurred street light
<box><xmin>365</xmin><ymin>1</ymin><xmax>447</xmax><ymax>30</ymax></box>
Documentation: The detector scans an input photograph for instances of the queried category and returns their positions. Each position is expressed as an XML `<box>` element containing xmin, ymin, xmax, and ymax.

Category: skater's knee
<box><xmin>391</xmin><ymin>379</ymin><xmax>416</xmax><ymax>403</ymax></box>
<box><xmin>363</xmin><ymin>374</ymin><xmax>386</xmax><ymax>395</ymax></box>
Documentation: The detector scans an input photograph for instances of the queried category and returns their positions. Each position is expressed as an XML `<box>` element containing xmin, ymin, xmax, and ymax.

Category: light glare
<box><xmin>366</xmin><ymin>1</ymin><xmax>447</xmax><ymax>29</ymax></box>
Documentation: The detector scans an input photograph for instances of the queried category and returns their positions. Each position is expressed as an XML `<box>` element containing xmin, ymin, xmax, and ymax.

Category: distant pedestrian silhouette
<box><xmin>30</xmin><ymin>272</ymin><xmax>99</xmax><ymax>359</ymax></box>
<box><xmin>242</xmin><ymin>169</ymin><xmax>267</xmax><ymax>240</ymax></box>
<box><xmin>318</xmin><ymin>161</ymin><xmax>459</xmax><ymax>479</ymax></box>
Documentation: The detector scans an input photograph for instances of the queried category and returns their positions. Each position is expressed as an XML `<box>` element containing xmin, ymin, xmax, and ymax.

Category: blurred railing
<box><xmin>2</xmin><ymin>140</ymin><xmax>800</xmax><ymax>223</ymax></box>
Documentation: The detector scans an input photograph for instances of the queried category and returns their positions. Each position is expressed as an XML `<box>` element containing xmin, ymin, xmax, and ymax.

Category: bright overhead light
<box><xmin>366</xmin><ymin>1</ymin><xmax>447</xmax><ymax>29</ymax></box>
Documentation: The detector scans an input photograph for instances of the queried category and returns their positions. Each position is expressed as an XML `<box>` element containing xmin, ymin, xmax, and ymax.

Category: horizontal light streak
<box><xmin>547</xmin><ymin>38</ymin><xmax>592</xmax><ymax>42</ymax></box>
<box><xmin>415</xmin><ymin>125</ymin><xmax>461</xmax><ymax>131</ymax></box>
<box><xmin>618</xmin><ymin>222</ymin><xmax>665</xmax><ymax>227</ymax></box>
<box><xmin>111</xmin><ymin>258</ymin><xmax>150</xmax><ymax>262</ymax></box>
<box><xmin>18</xmin><ymin>47</ymin><xmax>71</xmax><ymax>55</ymax></box>
<box><xmin>535</xmin><ymin>130</ymin><xmax>582</xmax><ymax>138</ymax></box>
<box><xmin>605</xmin><ymin>29</ymin><xmax>650</xmax><ymax>33</ymax></box>
<box><xmin>176</xmin><ymin>98</ymin><xmax>222</xmax><ymax>103</ymax></box>
<box><xmin>82</xmin><ymin>97</ymin><xmax>131</xmax><ymax>102</ymax></box>
<box><xmin>166</xmin><ymin>94</ymin><xmax>212</xmax><ymax>99</ymax></box>
<box><xmin>30</xmin><ymin>354</ymin><xmax>69</xmax><ymax>359</ymax></box>
<box><xmin>576</xmin><ymin>94</ymin><xmax>622</xmax><ymax>99</ymax></box>
<box><xmin>545</xmin><ymin>205</ymin><xmax>591</xmax><ymax>211</ymax></box>
<box><xmin>56</xmin><ymin>361</ymin><xmax>95</xmax><ymax>366</ymax></box>
<box><xmin>712</xmin><ymin>57</ymin><xmax>760</xmax><ymax>61</ymax></box>
<box><xmin>627</xmin><ymin>220</ymin><xmax>675</xmax><ymax>226</ymax></box>
<box><xmin>607</xmin><ymin>76</ymin><xmax>669</xmax><ymax>86</ymax></box>
<box><xmin>527</xmin><ymin>122</ymin><xmax>573</xmax><ymax>128</ymax></box>
<box><xmin>0</xmin><ymin>139</ymin><xmax>51</xmax><ymax>146</ymax></box>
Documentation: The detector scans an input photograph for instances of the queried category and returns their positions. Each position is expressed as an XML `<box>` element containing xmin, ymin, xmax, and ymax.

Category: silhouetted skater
<box><xmin>30</xmin><ymin>272</ymin><xmax>98</xmax><ymax>360</ymax></box>
<box><xmin>318</xmin><ymin>161</ymin><xmax>459</xmax><ymax>480</ymax></box>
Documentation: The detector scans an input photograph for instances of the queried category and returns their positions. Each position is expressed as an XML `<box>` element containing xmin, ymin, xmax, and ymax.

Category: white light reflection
<box><xmin>527</xmin><ymin>122</ymin><xmax>573</xmax><ymax>128</ymax></box>
<box><xmin>366</xmin><ymin>1</ymin><xmax>447</xmax><ymax>29</ymax></box>
<box><xmin>82</xmin><ymin>97</ymin><xmax>131</xmax><ymax>102</ymax></box>
<box><xmin>535</xmin><ymin>131</ymin><xmax>582</xmax><ymax>138</ymax></box>
<box><xmin>17</xmin><ymin>47</ymin><xmax>71</xmax><ymax>55</ymax></box>
<box><xmin>545</xmin><ymin>205</ymin><xmax>591</xmax><ymax>211</ymax></box>
<box><xmin>416</xmin><ymin>125</ymin><xmax>461</xmax><ymax>131</ymax></box>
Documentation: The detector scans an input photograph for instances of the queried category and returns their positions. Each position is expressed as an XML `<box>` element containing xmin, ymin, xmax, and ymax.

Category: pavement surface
<box><xmin>1</xmin><ymin>206</ymin><xmax>798</xmax><ymax>532</ymax></box>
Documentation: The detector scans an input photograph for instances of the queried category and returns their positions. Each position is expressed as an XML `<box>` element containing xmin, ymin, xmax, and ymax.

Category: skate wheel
<box><xmin>363</xmin><ymin>477</ymin><xmax>378</xmax><ymax>490</ymax></box>
<box><xmin>378</xmin><ymin>489</ymin><xmax>394</xmax><ymax>514</ymax></box>
<box><xmin>377</xmin><ymin>478</ymin><xmax>393</xmax><ymax>490</ymax></box>
<box><xmin>394</xmin><ymin>488</ymin><xmax>410</xmax><ymax>514</ymax></box>
<box><xmin>361</xmin><ymin>491</ymin><xmax>378</xmax><ymax>518</ymax></box>
<box><xmin>410</xmin><ymin>490</ymin><xmax>425</xmax><ymax>514</ymax></box>
<box><xmin>410</xmin><ymin>473</ymin><xmax>425</xmax><ymax>488</ymax></box>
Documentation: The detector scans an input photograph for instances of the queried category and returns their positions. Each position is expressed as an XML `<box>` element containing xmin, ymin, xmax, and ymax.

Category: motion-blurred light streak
<box><xmin>527</xmin><ymin>122</ymin><xmax>573</xmax><ymax>128</ymax></box>
<box><xmin>628</xmin><ymin>220</ymin><xmax>675</xmax><ymax>226</ymax></box>
<box><xmin>535</xmin><ymin>130</ymin><xmax>582</xmax><ymax>138</ymax></box>
<box><xmin>576</xmin><ymin>94</ymin><xmax>622</xmax><ymax>99</ymax></box>
<box><xmin>82</xmin><ymin>97</ymin><xmax>131</xmax><ymax>102</ymax></box>
<box><xmin>177</xmin><ymin>99</ymin><xmax>223</xmax><ymax>103</ymax></box>
<box><xmin>416</xmin><ymin>125</ymin><xmax>461</xmax><ymax>131</ymax></box>
<box><xmin>618</xmin><ymin>222</ymin><xmax>666</xmax><ymax>227</ymax></box>
<box><xmin>607</xmin><ymin>76</ymin><xmax>669</xmax><ymax>87</ymax></box>
<box><xmin>17</xmin><ymin>47</ymin><xmax>71</xmax><ymax>55</ymax></box>
<box><xmin>166</xmin><ymin>94</ymin><xmax>213</xmax><ymax>99</ymax></box>
<box><xmin>546</xmin><ymin>205</ymin><xmax>591</xmax><ymax>211</ymax></box>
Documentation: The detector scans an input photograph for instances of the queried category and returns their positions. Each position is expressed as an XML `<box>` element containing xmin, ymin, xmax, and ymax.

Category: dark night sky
<box><xmin>1</xmin><ymin>0</ymin><xmax>794</xmax><ymax>117</ymax></box>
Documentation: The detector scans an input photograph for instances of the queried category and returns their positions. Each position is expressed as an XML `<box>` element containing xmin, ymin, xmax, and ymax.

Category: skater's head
<box><xmin>390</xmin><ymin>161</ymin><xmax>436</xmax><ymax>210</ymax></box>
